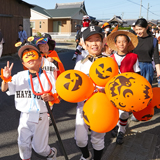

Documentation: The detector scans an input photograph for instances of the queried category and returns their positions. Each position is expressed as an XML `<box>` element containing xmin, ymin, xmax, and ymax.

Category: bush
<box><xmin>36</xmin><ymin>32</ymin><xmax>42</xmax><ymax>37</ymax></box>
<box><xmin>116</xmin><ymin>27</ymin><xmax>131</xmax><ymax>30</ymax></box>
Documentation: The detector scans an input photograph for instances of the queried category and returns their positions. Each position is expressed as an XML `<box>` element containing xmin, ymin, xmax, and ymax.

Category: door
<box><xmin>53</xmin><ymin>21</ymin><xmax>61</xmax><ymax>33</ymax></box>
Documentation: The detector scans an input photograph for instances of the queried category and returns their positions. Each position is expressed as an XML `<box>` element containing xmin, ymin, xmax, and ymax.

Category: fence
<box><xmin>33</xmin><ymin>32</ymin><xmax>77</xmax><ymax>41</ymax></box>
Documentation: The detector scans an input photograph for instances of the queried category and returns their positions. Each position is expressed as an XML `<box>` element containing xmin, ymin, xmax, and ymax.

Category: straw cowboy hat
<box><xmin>106</xmin><ymin>30</ymin><xmax>138</xmax><ymax>52</ymax></box>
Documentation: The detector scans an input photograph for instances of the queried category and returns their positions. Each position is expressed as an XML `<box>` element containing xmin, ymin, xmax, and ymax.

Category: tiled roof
<box><xmin>31</xmin><ymin>1</ymin><xmax>87</xmax><ymax>18</ymax></box>
<box><xmin>32</xmin><ymin>5</ymin><xmax>52</xmax><ymax>17</ymax></box>
<box><xmin>55</xmin><ymin>1</ymin><xmax>86</xmax><ymax>12</ymax></box>
<box><xmin>46</xmin><ymin>8</ymin><xmax>81</xmax><ymax>18</ymax></box>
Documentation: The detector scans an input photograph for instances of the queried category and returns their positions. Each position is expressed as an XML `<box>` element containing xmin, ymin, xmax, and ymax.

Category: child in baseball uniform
<box><xmin>106</xmin><ymin>30</ymin><xmax>141</xmax><ymax>144</ymax></box>
<box><xmin>1</xmin><ymin>44</ymin><xmax>59</xmax><ymax>160</ymax></box>
<box><xmin>74</xmin><ymin>25</ymin><xmax>106</xmax><ymax>160</ymax></box>
<box><xmin>35</xmin><ymin>38</ymin><xmax>62</xmax><ymax>125</ymax></box>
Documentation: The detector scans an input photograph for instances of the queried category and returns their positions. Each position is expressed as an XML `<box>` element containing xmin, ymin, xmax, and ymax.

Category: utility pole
<box><xmin>147</xmin><ymin>3</ymin><xmax>152</xmax><ymax>20</ymax></box>
<box><xmin>139</xmin><ymin>0</ymin><xmax>142</xmax><ymax>18</ymax></box>
<box><xmin>121</xmin><ymin>12</ymin><xmax>124</xmax><ymax>19</ymax></box>
<box><xmin>147</xmin><ymin>3</ymin><xmax>149</xmax><ymax>20</ymax></box>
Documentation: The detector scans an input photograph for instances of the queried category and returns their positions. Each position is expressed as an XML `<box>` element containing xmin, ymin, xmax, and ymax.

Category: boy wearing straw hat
<box><xmin>107</xmin><ymin>30</ymin><xmax>141</xmax><ymax>144</ymax></box>
<box><xmin>1</xmin><ymin>44</ymin><xmax>59</xmax><ymax>160</ymax></box>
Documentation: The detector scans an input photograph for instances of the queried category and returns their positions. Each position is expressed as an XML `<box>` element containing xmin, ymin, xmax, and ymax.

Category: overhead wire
<box><xmin>87</xmin><ymin>0</ymin><xmax>160</xmax><ymax>19</ymax></box>
<box><xmin>127</xmin><ymin>0</ymin><xmax>160</xmax><ymax>17</ymax></box>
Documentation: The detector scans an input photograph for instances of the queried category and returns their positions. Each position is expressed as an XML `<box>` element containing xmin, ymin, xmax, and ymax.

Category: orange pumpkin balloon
<box><xmin>105</xmin><ymin>72</ymin><xmax>153</xmax><ymax>112</ymax></box>
<box><xmin>55</xmin><ymin>70</ymin><xmax>94</xmax><ymax>103</ymax></box>
<box><xmin>148</xmin><ymin>87</ymin><xmax>160</xmax><ymax>109</ymax></box>
<box><xmin>83</xmin><ymin>92</ymin><xmax>119</xmax><ymax>133</ymax></box>
<box><xmin>133</xmin><ymin>103</ymin><xmax>154</xmax><ymax>121</ymax></box>
<box><xmin>89</xmin><ymin>57</ymin><xmax>118</xmax><ymax>87</ymax></box>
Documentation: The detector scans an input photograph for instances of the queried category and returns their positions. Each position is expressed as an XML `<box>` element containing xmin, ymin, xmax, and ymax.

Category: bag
<box><xmin>153</xmin><ymin>37</ymin><xmax>157</xmax><ymax>48</ymax></box>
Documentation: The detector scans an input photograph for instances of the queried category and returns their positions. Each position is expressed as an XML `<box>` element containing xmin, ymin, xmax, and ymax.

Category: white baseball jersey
<box><xmin>74</xmin><ymin>58</ymin><xmax>92</xmax><ymax>75</ymax></box>
<box><xmin>41</xmin><ymin>57</ymin><xmax>58</xmax><ymax>78</ymax></box>
<box><xmin>7</xmin><ymin>70</ymin><xmax>56</xmax><ymax>113</ymax></box>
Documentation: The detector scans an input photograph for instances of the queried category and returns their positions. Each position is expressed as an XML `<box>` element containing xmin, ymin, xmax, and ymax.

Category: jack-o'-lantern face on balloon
<box><xmin>63</xmin><ymin>73</ymin><xmax>82</xmax><ymax>91</ymax></box>
<box><xmin>105</xmin><ymin>72</ymin><xmax>153</xmax><ymax>112</ymax></box>
<box><xmin>89</xmin><ymin>57</ymin><xmax>118</xmax><ymax>87</ymax></box>
<box><xmin>56</xmin><ymin>70</ymin><xmax>94</xmax><ymax>103</ymax></box>
<box><xmin>96</xmin><ymin>64</ymin><xmax>112</xmax><ymax>79</ymax></box>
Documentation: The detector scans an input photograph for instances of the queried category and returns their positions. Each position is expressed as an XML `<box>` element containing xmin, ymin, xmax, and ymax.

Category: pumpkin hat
<box><xmin>106</xmin><ymin>30</ymin><xmax>138</xmax><ymax>52</ymax></box>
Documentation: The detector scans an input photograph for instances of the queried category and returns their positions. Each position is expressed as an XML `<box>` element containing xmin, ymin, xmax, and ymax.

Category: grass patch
<box><xmin>113</xmin><ymin>27</ymin><xmax>131</xmax><ymax>30</ymax></box>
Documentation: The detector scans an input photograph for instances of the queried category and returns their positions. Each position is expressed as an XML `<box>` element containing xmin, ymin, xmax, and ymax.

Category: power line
<box><xmin>127</xmin><ymin>0</ymin><xmax>141</xmax><ymax>6</ymax></box>
<box><xmin>127</xmin><ymin>0</ymin><xmax>160</xmax><ymax>17</ymax></box>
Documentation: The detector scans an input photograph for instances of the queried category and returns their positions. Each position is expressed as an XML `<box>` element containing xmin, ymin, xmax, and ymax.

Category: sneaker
<box><xmin>47</xmin><ymin>147</ymin><xmax>57</xmax><ymax>160</ymax></box>
<box><xmin>80</xmin><ymin>151</ymin><xmax>92</xmax><ymax>160</ymax></box>
<box><xmin>130</xmin><ymin>114</ymin><xmax>139</xmax><ymax>122</ymax></box>
<box><xmin>111</xmin><ymin>125</ymin><xmax>119</xmax><ymax>137</ymax></box>
<box><xmin>72</xmin><ymin>54</ymin><xmax>77</xmax><ymax>60</ymax></box>
<box><xmin>116</xmin><ymin>132</ymin><xmax>125</xmax><ymax>145</ymax></box>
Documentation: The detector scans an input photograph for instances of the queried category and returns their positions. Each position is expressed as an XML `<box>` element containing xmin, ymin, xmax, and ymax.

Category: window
<box><xmin>39</xmin><ymin>21</ymin><xmax>42</xmax><ymax>29</ymax></box>
<box><xmin>30</xmin><ymin>21</ymin><xmax>35</xmax><ymax>29</ymax></box>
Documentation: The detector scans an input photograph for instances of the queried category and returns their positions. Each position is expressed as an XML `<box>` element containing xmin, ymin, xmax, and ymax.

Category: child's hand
<box><xmin>47</xmin><ymin>57</ymin><xmax>54</xmax><ymax>63</ymax></box>
<box><xmin>41</xmin><ymin>93</ymin><xmax>54</xmax><ymax>102</ymax></box>
<box><xmin>3</xmin><ymin>61</ymin><xmax>14</xmax><ymax>78</ymax></box>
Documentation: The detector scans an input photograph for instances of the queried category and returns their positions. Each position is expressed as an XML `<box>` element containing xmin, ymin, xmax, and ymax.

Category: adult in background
<box><xmin>101</xmin><ymin>22</ymin><xmax>112</xmax><ymax>37</ymax></box>
<box><xmin>72</xmin><ymin>15</ymin><xmax>90</xmax><ymax>61</ymax></box>
<box><xmin>18</xmin><ymin>24</ymin><xmax>27</xmax><ymax>44</ymax></box>
<box><xmin>155</xmin><ymin>29</ymin><xmax>160</xmax><ymax>39</ymax></box>
<box><xmin>75</xmin><ymin>24</ymin><xmax>81</xmax><ymax>47</ymax></box>
<box><xmin>129</xmin><ymin>22</ymin><xmax>136</xmax><ymax>35</ymax></box>
<box><xmin>157</xmin><ymin>24</ymin><xmax>160</xmax><ymax>32</ymax></box>
<box><xmin>131</xmin><ymin>18</ymin><xmax>160</xmax><ymax>121</ymax></box>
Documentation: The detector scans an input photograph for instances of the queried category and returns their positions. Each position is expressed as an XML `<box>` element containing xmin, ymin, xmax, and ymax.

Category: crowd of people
<box><xmin>0</xmin><ymin>15</ymin><xmax>160</xmax><ymax>160</ymax></box>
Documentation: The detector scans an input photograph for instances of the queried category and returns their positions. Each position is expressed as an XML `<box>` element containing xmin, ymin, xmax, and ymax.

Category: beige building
<box><xmin>30</xmin><ymin>1</ymin><xmax>88</xmax><ymax>35</ymax></box>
